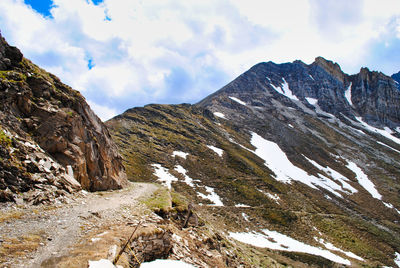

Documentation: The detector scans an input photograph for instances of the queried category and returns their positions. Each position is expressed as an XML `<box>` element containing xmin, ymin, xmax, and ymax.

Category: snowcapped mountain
<box><xmin>107</xmin><ymin>57</ymin><xmax>400</xmax><ymax>267</ymax></box>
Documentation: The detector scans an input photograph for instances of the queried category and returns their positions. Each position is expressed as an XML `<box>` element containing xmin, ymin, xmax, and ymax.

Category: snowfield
<box><xmin>345</xmin><ymin>82</ymin><xmax>353</xmax><ymax>106</ymax></box>
<box><xmin>172</xmin><ymin>151</ymin><xmax>189</xmax><ymax>159</ymax></box>
<box><xmin>356</xmin><ymin>117</ymin><xmax>400</xmax><ymax>145</ymax></box>
<box><xmin>270</xmin><ymin>78</ymin><xmax>299</xmax><ymax>101</ymax></box>
<box><xmin>152</xmin><ymin>164</ymin><xmax>178</xmax><ymax>189</ymax></box>
<box><xmin>174</xmin><ymin>165</ymin><xmax>195</xmax><ymax>187</ymax></box>
<box><xmin>346</xmin><ymin>161</ymin><xmax>382</xmax><ymax>200</ymax></box>
<box><xmin>213</xmin><ymin>112</ymin><xmax>226</xmax><ymax>118</ymax></box>
<box><xmin>230</xmin><ymin>229</ymin><xmax>351</xmax><ymax>265</ymax></box>
<box><xmin>229</xmin><ymin>96</ymin><xmax>247</xmax><ymax>105</ymax></box>
<box><xmin>207</xmin><ymin>145</ymin><xmax>224</xmax><ymax>157</ymax></box>
<box><xmin>198</xmin><ymin>186</ymin><xmax>224</xmax><ymax>206</ymax></box>
<box><xmin>306</xmin><ymin>97</ymin><xmax>318</xmax><ymax>105</ymax></box>
<box><xmin>250</xmin><ymin>132</ymin><xmax>357</xmax><ymax>197</ymax></box>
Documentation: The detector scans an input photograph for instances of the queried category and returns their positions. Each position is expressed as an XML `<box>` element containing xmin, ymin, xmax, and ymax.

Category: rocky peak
<box><xmin>0</xmin><ymin>32</ymin><xmax>127</xmax><ymax>201</ymax></box>
<box><xmin>392</xmin><ymin>71</ymin><xmax>400</xmax><ymax>84</ymax></box>
<box><xmin>312</xmin><ymin>56</ymin><xmax>346</xmax><ymax>83</ymax></box>
<box><xmin>0</xmin><ymin>32</ymin><xmax>23</xmax><ymax>70</ymax></box>
<box><xmin>350</xmin><ymin>68</ymin><xmax>400</xmax><ymax>127</ymax></box>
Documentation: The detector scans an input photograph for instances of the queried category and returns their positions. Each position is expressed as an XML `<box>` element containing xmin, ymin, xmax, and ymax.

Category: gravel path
<box><xmin>0</xmin><ymin>182</ymin><xmax>158</xmax><ymax>267</ymax></box>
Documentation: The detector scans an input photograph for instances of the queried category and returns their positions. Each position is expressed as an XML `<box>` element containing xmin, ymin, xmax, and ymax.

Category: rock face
<box><xmin>108</xmin><ymin>58</ymin><xmax>400</xmax><ymax>267</ymax></box>
<box><xmin>0</xmin><ymin>32</ymin><xmax>127</xmax><ymax>198</ymax></box>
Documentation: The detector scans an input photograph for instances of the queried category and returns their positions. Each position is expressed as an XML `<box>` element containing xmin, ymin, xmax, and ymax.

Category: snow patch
<box><xmin>236</xmin><ymin>204</ymin><xmax>251</xmax><ymax>208</ymax></box>
<box><xmin>207</xmin><ymin>145</ymin><xmax>224</xmax><ymax>157</ymax></box>
<box><xmin>198</xmin><ymin>186</ymin><xmax>223</xmax><ymax>206</ymax></box>
<box><xmin>377</xmin><ymin>141</ymin><xmax>400</xmax><ymax>154</ymax></box>
<box><xmin>152</xmin><ymin>164</ymin><xmax>178</xmax><ymax>189</ymax></box>
<box><xmin>356</xmin><ymin>117</ymin><xmax>400</xmax><ymax>145</ymax></box>
<box><xmin>250</xmin><ymin>132</ymin><xmax>354</xmax><ymax>197</ymax></box>
<box><xmin>318</xmin><ymin>238</ymin><xmax>364</xmax><ymax>261</ymax></box>
<box><xmin>395</xmin><ymin>252</ymin><xmax>400</xmax><ymax>267</ymax></box>
<box><xmin>141</xmin><ymin>259</ymin><xmax>197</xmax><ymax>268</ymax></box>
<box><xmin>229</xmin><ymin>96</ymin><xmax>247</xmax><ymax>105</ymax></box>
<box><xmin>230</xmin><ymin>230</ymin><xmax>351</xmax><ymax>265</ymax></box>
<box><xmin>346</xmin><ymin>161</ymin><xmax>382</xmax><ymax>200</ymax></box>
<box><xmin>270</xmin><ymin>78</ymin><xmax>299</xmax><ymax>101</ymax></box>
<box><xmin>174</xmin><ymin>165</ymin><xmax>195</xmax><ymax>187</ymax></box>
<box><xmin>242</xmin><ymin>213</ymin><xmax>250</xmax><ymax>221</ymax></box>
<box><xmin>306</xmin><ymin>97</ymin><xmax>318</xmax><ymax>105</ymax></box>
<box><xmin>305</xmin><ymin>157</ymin><xmax>357</xmax><ymax>195</ymax></box>
<box><xmin>213</xmin><ymin>112</ymin><xmax>226</xmax><ymax>119</ymax></box>
<box><xmin>258</xmin><ymin>189</ymin><xmax>280</xmax><ymax>203</ymax></box>
<box><xmin>345</xmin><ymin>82</ymin><xmax>353</xmax><ymax>106</ymax></box>
<box><xmin>383</xmin><ymin>202</ymin><xmax>400</xmax><ymax>215</ymax></box>
<box><xmin>172</xmin><ymin>151</ymin><xmax>189</xmax><ymax>159</ymax></box>
<box><xmin>88</xmin><ymin>259</ymin><xmax>122</xmax><ymax>268</ymax></box>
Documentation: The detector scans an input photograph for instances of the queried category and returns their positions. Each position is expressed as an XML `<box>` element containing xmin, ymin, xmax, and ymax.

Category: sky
<box><xmin>0</xmin><ymin>0</ymin><xmax>399</xmax><ymax>121</ymax></box>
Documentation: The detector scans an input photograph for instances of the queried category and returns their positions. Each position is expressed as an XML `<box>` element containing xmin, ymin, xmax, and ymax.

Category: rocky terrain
<box><xmin>107</xmin><ymin>58</ymin><xmax>400</xmax><ymax>267</ymax></box>
<box><xmin>0</xmin><ymin>32</ymin><xmax>127</xmax><ymax>205</ymax></box>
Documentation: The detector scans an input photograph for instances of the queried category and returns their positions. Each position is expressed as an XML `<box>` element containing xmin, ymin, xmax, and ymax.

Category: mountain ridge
<box><xmin>107</xmin><ymin>57</ymin><xmax>400</xmax><ymax>267</ymax></box>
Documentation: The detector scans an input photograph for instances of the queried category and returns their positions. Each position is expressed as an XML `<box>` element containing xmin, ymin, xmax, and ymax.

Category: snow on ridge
<box><xmin>346</xmin><ymin>161</ymin><xmax>382</xmax><ymax>200</ymax></box>
<box><xmin>174</xmin><ymin>165</ymin><xmax>195</xmax><ymax>187</ymax></box>
<box><xmin>213</xmin><ymin>112</ymin><xmax>226</xmax><ymax>119</ymax></box>
<box><xmin>152</xmin><ymin>164</ymin><xmax>178</xmax><ymax>189</ymax></box>
<box><xmin>198</xmin><ymin>186</ymin><xmax>223</xmax><ymax>206</ymax></box>
<box><xmin>230</xmin><ymin>229</ymin><xmax>351</xmax><ymax>265</ymax></box>
<box><xmin>345</xmin><ymin>82</ymin><xmax>353</xmax><ymax>106</ymax></box>
<box><xmin>356</xmin><ymin>117</ymin><xmax>400</xmax><ymax>145</ymax></box>
<box><xmin>376</xmin><ymin>141</ymin><xmax>400</xmax><ymax>154</ymax></box>
<box><xmin>306</xmin><ymin>97</ymin><xmax>318</xmax><ymax>105</ymax></box>
<box><xmin>270</xmin><ymin>78</ymin><xmax>299</xmax><ymax>101</ymax></box>
<box><xmin>229</xmin><ymin>96</ymin><xmax>247</xmax><ymax>105</ymax></box>
<box><xmin>207</xmin><ymin>145</ymin><xmax>224</xmax><ymax>157</ymax></box>
<box><xmin>172</xmin><ymin>151</ymin><xmax>189</xmax><ymax>159</ymax></box>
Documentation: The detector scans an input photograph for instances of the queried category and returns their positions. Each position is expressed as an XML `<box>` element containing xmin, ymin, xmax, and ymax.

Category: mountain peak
<box><xmin>313</xmin><ymin>56</ymin><xmax>345</xmax><ymax>82</ymax></box>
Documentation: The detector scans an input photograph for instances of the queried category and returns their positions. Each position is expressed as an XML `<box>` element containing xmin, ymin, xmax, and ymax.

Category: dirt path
<box><xmin>0</xmin><ymin>182</ymin><xmax>158</xmax><ymax>268</ymax></box>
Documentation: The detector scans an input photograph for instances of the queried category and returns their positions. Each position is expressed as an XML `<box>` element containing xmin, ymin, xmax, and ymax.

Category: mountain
<box><xmin>107</xmin><ymin>58</ymin><xmax>400</xmax><ymax>267</ymax></box>
<box><xmin>0</xmin><ymin>33</ymin><xmax>127</xmax><ymax>204</ymax></box>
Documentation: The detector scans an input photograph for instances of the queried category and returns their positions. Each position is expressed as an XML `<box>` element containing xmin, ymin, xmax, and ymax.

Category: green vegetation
<box><xmin>142</xmin><ymin>186</ymin><xmax>172</xmax><ymax>213</ymax></box>
<box><xmin>0</xmin><ymin>128</ymin><xmax>12</xmax><ymax>146</ymax></box>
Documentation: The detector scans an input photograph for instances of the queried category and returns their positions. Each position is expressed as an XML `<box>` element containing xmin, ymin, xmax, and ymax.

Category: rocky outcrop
<box><xmin>0</xmin><ymin>32</ymin><xmax>127</xmax><ymax>198</ymax></box>
<box><xmin>350</xmin><ymin>68</ymin><xmax>400</xmax><ymax>127</ymax></box>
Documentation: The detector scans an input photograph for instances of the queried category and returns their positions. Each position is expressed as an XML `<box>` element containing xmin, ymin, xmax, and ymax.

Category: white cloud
<box><xmin>0</xmin><ymin>0</ymin><xmax>399</xmax><ymax>116</ymax></box>
<box><xmin>87</xmin><ymin>100</ymin><xmax>118</xmax><ymax>121</ymax></box>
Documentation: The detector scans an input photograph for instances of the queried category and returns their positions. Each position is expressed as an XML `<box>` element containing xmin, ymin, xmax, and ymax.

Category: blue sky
<box><xmin>1</xmin><ymin>0</ymin><xmax>400</xmax><ymax>120</ymax></box>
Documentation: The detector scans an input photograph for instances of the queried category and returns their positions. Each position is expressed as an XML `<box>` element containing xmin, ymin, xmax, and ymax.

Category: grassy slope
<box><xmin>107</xmin><ymin>103</ymin><xmax>400</xmax><ymax>267</ymax></box>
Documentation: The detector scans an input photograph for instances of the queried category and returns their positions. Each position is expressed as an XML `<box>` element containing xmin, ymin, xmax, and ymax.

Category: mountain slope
<box><xmin>107</xmin><ymin>58</ymin><xmax>400</xmax><ymax>267</ymax></box>
<box><xmin>0</xmin><ymin>33</ymin><xmax>127</xmax><ymax>204</ymax></box>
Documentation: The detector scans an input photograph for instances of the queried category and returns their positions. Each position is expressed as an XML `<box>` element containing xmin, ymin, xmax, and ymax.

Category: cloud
<box><xmin>87</xmin><ymin>100</ymin><xmax>118</xmax><ymax>121</ymax></box>
<box><xmin>0</xmin><ymin>0</ymin><xmax>399</xmax><ymax>117</ymax></box>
